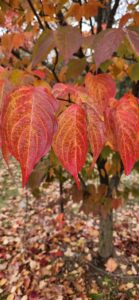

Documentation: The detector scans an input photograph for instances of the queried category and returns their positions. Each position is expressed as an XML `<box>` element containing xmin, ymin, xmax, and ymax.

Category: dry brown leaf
<box><xmin>126</xmin><ymin>282</ymin><xmax>134</xmax><ymax>289</ymax></box>
<box><xmin>21</xmin><ymin>296</ymin><xmax>28</xmax><ymax>300</ymax></box>
<box><xmin>105</xmin><ymin>257</ymin><xmax>118</xmax><ymax>272</ymax></box>
<box><xmin>7</xmin><ymin>295</ymin><xmax>15</xmax><ymax>300</ymax></box>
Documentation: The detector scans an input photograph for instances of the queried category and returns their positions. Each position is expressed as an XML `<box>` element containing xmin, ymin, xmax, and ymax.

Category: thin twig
<box><xmin>12</xmin><ymin>49</ymin><xmax>22</xmax><ymax>60</ymax></box>
<box><xmin>27</xmin><ymin>0</ymin><xmax>45</xmax><ymax>30</ymax></box>
<box><xmin>107</xmin><ymin>0</ymin><xmax>120</xmax><ymax>28</ymax></box>
<box><xmin>52</xmin><ymin>70</ymin><xmax>60</xmax><ymax>83</ymax></box>
<box><xmin>39</xmin><ymin>0</ymin><xmax>51</xmax><ymax>29</ymax></box>
<box><xmin>51</xmin><ymin>48</ymin><xmax>60</xmax><ymax>82</ymax></box>
<box><xmin>57</xmin><ymin>97</ymin><xmax>74</xmax><ymax>104</ymax></box>
<box><xmin>89</xmin><ymin>17</ymin><xmax>94</xmax><ymax>34</ymax></box>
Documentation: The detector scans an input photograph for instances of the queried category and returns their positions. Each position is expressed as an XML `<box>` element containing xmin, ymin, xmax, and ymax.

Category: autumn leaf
<box><xmin>52</xmin><ymin>78</ymin><xmax>108</xmax><ymax>169</ymax></box>
<box><xmin>82</xmin><ymin>34</ymin><xmax>95</xmax><ymax>49</ymax></box>
<box><xmin>1</xmin><ymin>32</ymin><xmax>31</xmax><ymax>57</ymax></box>
<box><xmin>32</xmin><ymin>26</ymin><xmax>82</xmax><ymax>67</ymax></box>
<box><xmin>126</xmin><ymin>29</ymin><xmax>139</xmax><ymax>56</ymax></box>
<box><xmin>53</xmin><ymin>82</ymin><xmax>88</xmax><ymax>106</ymax></box>
<box><xmin>32</xmin><ymin>30</ymin><xmax>55</xmax><ymax>67</ymax></box>
<box><xmin>119</xmin><ymin>13</ymin><xmax>132</xmax><ymax>27</ymax></box>
<box><xmin>53</xmin><ymin>25</ymin><xmax>82</xmax><ymax>62</ymax></box>
<box><xmin>105</xmin><ymin>93</ymin><xmax>139</xmax><ymax>175</ymax></box>
<box><xmin>32</xmin><ymin>69</ymin><xmax>46</xmax><ymax>80</ymax></box>
<box><xmin>66</xmin><ymin>1</ymin><xmax>102</xmax><ymax>21</ymax></box>
<box><xmin>7</xmin><ymin>295</ymin><xmax>15</xmax><ymax>300</ymax></box>
<box><xmin>53</xmin><ymin>74</ymin><xmax>115</xmax><ymax>170</ymax></box>
<box><xmin>85</xmin><ymin>73</ymin><xmax>116</xmax><ymax>114</ymax></box>
<box><xmin>112</xmin><ymin>198</ymin><xmax>123</xmax><ymax>209</ymax></box>
<box><xmin>93</xmin><ymin>29</ymin><xmax>125</xmax><ymax>68</ymax></box>
<box><xmin>54</xmin><ymin>73</ymin><xmax>116</xmax><ymax>114</ymax></box>
<box><xmin>64</xmin><ymin>58</ymin><xmax>87</xmax><ymax>81</ymax></box>
<box><xmin>87</xmin><ymin>106</ymin><xmax>106</xmax><ymax>167</ymax></box>
<box><xmin>52</xmin><ymin>83</ymin><xmax>75</xmax><ymax>100</ymax></box>
<box><xmin>128</xmin><ymin>62</ymin><xmax>139</xmax><ymax>82</ymax></box>
<box><xmin>105</xmin><ymin>258</ymin><xmax>118</xmax><ymax>272</ymax></box>
<box><xmin>53</xmin><ymin>104</ymin><xmax>88</xmax><ymax>187</ymax></box>
<box><xmin>42</xmin><ymin>2</ymin><xmax>56</xmax><ymax>17</ymax></box>
<box><xmin>0</xmin><ymin>68</ymin><xmax>14</xmax><ymax>149</ymax></box>
<box><xmin>1</xmin><ymin>86</ymin><xmax>58</xmax><ymax>186</ymax></box>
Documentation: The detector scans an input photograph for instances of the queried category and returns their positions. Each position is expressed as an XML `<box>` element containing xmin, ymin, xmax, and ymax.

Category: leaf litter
<box><xmin>0</xmin><ymin>157</ymin><xmax>139</xmax><ymax>300</ymax></box>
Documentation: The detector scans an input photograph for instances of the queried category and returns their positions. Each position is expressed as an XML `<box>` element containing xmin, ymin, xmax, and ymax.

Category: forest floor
<box><xmin>0</xmin><ymin>158</ymin><xmax>139</xmax><ymax>300</ymax></box>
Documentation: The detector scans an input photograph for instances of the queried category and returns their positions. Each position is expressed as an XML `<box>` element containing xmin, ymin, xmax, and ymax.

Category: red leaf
<box><xmin>32</xmin><ymin>69</ymin><xmax>46</xmax><ymax>79</ymax></box>
<box><xmin>50</xmin><ymin>250</ymin><xmax>63</xmax><ymax>257</ymax></box>
<box><xmin>85</xmin><ymin>73</ymin><xmax>116</xmax><ymax>114</ymax></box>
<box><xmin>53</xmin><ymin>82</ymin><xmax>89</xmax><ymax>107</ymax></box>
<box><xmin>104</xmin><ymin>98</ymin><xmax>118</xmax><ymax>151</ymax></box>
<box><xmin>55</xmin><ymin>213</ymin><xmax>65</xmax><ymax>229</ymax></box>
<box><xmin>0</xmin><ymin>69</ymin><xmax>14</xmax><ymax>150</ymax></box>
<box><xmin>84</xmin><ymin>73</ymin><xmax>116</xmax><ymax>163</ymax></box>
<box><xmin>29</xmin><ymin>291</ymin><xmax>39</xmax><ymax>300</ymax></box>
<box><xmin>52</xmin><ymin>83</ymin><xmax>76</xmax><ymax>100</ymax></box>
<box><xmin>53</xmin><ymin>74</ymin><xmax>116</xmax><ymax>170</ymax></box>
<box><xmin>87</xmin><ymin>106</ymin><xmax>106</xmax><ymax>167</ymax></box>
<box><xmin>112</xmin><ymin>198</ymin><xmax>123</xmax><ymax>209</ymax></box>
<box><xmin>53</xmin><ymin>104</ymin><xmax>88</xmax><ymax>187</ymax></box>
<box><xmin>1</xmin><ymin>86</ymin><xmax>58</xmax><ymax>186</ymax></box>
<box><xmin>106</xmin><ymin>94</ymin><xmax>139</xmax><ymax>175</ymax></box>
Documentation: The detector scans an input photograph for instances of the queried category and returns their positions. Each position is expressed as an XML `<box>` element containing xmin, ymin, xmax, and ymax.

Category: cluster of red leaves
<box><xmin>53</xmin><ymin>73</ymin><xmax>139</xmax><ymax>187</ymax></box>
<box><xmin>1</xmin><ymin>69</ymin><xmax>139</xmax><ymax>187</ymax></box>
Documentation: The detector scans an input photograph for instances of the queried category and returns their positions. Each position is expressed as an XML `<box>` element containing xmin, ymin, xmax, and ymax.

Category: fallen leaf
<box><xmin>21</xmin><ymin>296</ymin><xmax>28</xmax><ymax>300</ymax></box>
<box><xmin>126</xmin><ymin>282</ymin><xmax>134</xmax><ymax>289</ymax></box>
<box><xmin>0</xmin><ymin>278</ymin><xmax>7</xmax><ymax>286</ymax></box>
<box><xmin>105</xmin><ymin>258</ymin><xmax>118</xmax><ymax>272</ymax></box>
<box><xmin>7</xmin><ymin>295</ymin><xmax>15</xmax><ymax>300</ymax></box>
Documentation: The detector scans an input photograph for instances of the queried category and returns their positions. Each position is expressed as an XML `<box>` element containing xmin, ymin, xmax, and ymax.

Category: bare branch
<box><xmin>57</xmin><ymin>97</ymin><xmax>73</xmax><ymax>103</ymax></box>
<box><xmin>107</xmin><ymin>0</ymin><xmax>120</xmax><ymax>28</ymax></box>
<box><xmin>27</xmin><ymin>0</ymin><xmax>45</xmax><ymax>30</ymax></box>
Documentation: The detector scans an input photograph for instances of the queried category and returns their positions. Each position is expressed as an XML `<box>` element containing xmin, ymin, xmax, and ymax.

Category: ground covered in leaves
<box><xmin>0</xmin><ymin>159</ymin><xmax>139</xmax><ymax>300</ymax></box>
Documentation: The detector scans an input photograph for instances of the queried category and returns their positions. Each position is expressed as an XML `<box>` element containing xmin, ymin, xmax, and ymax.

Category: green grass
<box><xmin>0</xmin><ymin>156</ymin><xmax>21</xmax><ymax>209</ymax></box>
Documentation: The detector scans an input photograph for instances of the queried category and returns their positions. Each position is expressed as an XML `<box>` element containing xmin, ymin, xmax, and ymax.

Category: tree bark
<box><xmin>96</xmin><ymin>157</ymin><xmax>123</xmax><ymax>260</ymax></box>
<box><xmin>99</xmin><ymin>209</ymin><xmax>113</xmax><ymax>259</ymax></box>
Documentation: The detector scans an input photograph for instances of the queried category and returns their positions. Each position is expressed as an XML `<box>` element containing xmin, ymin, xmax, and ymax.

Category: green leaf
<box><xmin>66</xmin><ymin>58</ymin><xmax>86</xmax><ymax>80</ymax></box>
<box><xmin>89</xmin><ymin>293</ymin><xmax>103</xmax><ymax>300</ymax></box>
<box><xmin>117</xmin><ymin>38</ymin><xmax>134</xmax><ymax>58</ymax></box>
<box><xmin>100</xmin><ymin>60</ymin><xmax>112</xmax><ymax>72</ymax></box>
<box><xmin>126</xmin><ymin>29</ymin><xmax>139</xmax><ymax>57</ymax></box>
<box><xmin>129</xmin><ymin>63</ymin><xmax>139</xmax><ymax>82</ymax></box>
<box><xmin>100</xmin><ymin>146</ymin><xmax>112</xmax><ymax>159</ymax></box>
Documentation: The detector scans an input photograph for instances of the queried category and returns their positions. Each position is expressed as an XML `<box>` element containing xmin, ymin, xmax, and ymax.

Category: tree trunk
<box><xmin>99</xmin><ymin>209</ymin><xmax>113</xmax><ymax>259</ymax></box>
<box><xmin>96</xmin><ymin>157</ymin><xmax>123</xmax><ymax>260</ymax></box>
